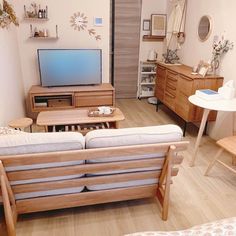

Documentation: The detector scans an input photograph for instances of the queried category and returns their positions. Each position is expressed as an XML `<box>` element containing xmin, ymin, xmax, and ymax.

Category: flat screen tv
<box><xmin>37</xmin><ymin>49</ymin><xmax>102</xmax><ymax>87</ymax></box>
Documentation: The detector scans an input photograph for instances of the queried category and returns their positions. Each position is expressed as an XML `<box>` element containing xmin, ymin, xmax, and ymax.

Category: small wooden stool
<box><xmin>8</xmin><ymin>117</ymin><xmax>33</xmax><ymax>132</ymax></box>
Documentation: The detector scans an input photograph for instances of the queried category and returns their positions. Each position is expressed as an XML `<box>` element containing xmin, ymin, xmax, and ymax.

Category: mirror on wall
<box><xmin>198</xmin><ymin>15</ymin><xmax>212</xmax><ymax>42</ymax></box>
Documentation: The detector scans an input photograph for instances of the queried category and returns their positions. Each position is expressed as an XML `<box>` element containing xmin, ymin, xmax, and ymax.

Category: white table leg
<box><xmin>190</xmin><ymin>108</ymin><xmax>210</xmax><ymax>166</ymax></box>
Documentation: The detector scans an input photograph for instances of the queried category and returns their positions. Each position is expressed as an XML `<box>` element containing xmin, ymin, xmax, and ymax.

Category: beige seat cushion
<box><xmin>0</xmin><ymin>132</ymin><xmax>86</xmax><ymax>188</ymax></box>
<box><xmin>0</xmin><ymin>132</ymin><xmax>85</xmax><ymax>156</ymax></box>
<box><xmin>85</xmin><ymin>125</ymin><xmax>183</xmax><ymax>163</ymax></box>
<box><xmin>86</xmin><ymin>124</ymin><xmax>182</xmax><ymax>149</ymax></box>
<box><xmin>85</xmin><ymin>125</ymin><xmax>182</xmax><ymax>191</ymax></box>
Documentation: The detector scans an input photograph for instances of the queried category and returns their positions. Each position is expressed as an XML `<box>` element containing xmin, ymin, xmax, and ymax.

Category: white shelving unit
<box><xmin>137</xmin><ymin>61</ymin><xmax>157</xmax><ymax>99</ymax></box>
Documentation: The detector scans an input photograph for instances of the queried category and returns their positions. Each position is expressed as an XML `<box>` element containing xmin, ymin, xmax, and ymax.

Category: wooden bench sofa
<box><xmin>0</xmin><ymin>125</ymin><xmax>188</xmax><ymax>236</ymax></box>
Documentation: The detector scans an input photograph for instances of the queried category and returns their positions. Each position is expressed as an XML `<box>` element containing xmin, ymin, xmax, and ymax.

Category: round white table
<box><xmin>188</xmin><ymin>95</ymin><xmax>236</xmax><ymax>166</ymax></box>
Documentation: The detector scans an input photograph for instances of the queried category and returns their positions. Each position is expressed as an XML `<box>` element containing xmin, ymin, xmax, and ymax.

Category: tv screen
<box><xmin>38</xmin><ymin>49</ymin><xmax>102</xmax><ymax>87</ymax></box>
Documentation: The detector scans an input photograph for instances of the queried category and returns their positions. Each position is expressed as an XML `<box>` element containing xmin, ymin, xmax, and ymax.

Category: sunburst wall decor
<box><xmin>70</xmin><ymin>11</ymin><xmax>101</xmax><ymax>41</ymax></box>
<box><xmin>70</xmin><ymin>12</ymin><xmax>88</xmax><ymax>31</ymax></box>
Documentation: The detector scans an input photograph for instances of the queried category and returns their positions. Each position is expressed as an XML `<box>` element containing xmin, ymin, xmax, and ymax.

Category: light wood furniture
<box><xmin>205</xmin><ymin>136</ymin><xmax>236</xmax><ymax>175</ymax></box>
<box><xmin>1</xmin><ymin>99</ymin><xmax>236</xmax><ymax>236</ymax></box>
<box><xmin>155</xmin><ymin>63</ymin><xmax>223</xmax><ymax>136</ymax></box>
<box><xmin>189</xmin><ymin>95</ymin><xmax>236</xmax><ymax>166</ymax></box>
<box><xmin>36</xmin><ymin>108</ymin><xmax>125</xmax><ymax>134</ymax></box>
<box><xmin>114</xmin><ymin>0</ymin><xmax>141</xmax><ymax>98</ymax></box>
<box><xmin>27</xmin><ymin>83</ymin><xmax>115</xmax><ymax>119</ymax></box>
<box><xmin>0</xmin><ymin>140</ymin><xmax>188</xmax><ymax>236</ymax></box>
<box><xmin>8</xmin><ymin>118</ymin><xmax>33</xmax><ymax>132</ymax></box>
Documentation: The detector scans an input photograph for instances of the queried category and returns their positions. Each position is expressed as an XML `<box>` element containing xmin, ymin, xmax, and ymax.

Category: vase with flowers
<box><xmin>211</xmin><ymin>36</ymin><xmax>234</xmax><ymax>75</ymax></box>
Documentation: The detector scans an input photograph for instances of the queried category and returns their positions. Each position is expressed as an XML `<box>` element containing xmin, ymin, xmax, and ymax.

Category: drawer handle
<box><xmin>167</xmin><ymin>76</ymin><xmax>177</xmax><ymax>82</ymax></box>
<box><xmin>165</xmin><ymin>92</ymin><xmax>175</xmax><ymax>98</ymax></box>
<box><xmin>180</xmin><ymin>75</ymin><xmax>192</xmax><ymax>81</ymax></box>
<box><xmin>166</xmin><ymin>83</ymin><xmax>176</xmax><ymax>90</ymax></box>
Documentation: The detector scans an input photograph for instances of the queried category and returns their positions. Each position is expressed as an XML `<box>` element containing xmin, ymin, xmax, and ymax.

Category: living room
<box><xmin>0</xmin><ymin>0</ymin><xmax>236</xmax><ymax>235</ymax></box>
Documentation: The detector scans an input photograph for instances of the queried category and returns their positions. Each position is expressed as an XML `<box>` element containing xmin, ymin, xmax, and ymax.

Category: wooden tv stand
<box><xmin>27</xmin><ymin>83</ymin><xmax>115</xmax><ymax>119</ymax></box>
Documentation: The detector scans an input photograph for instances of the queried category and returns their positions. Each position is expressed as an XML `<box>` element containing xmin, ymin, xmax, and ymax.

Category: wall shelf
<box><xmin>142</xmin><ymin>35</ymin><xmax>165</xmax><ymax>42</ymax></box>
<box><xmin>29</xmin><ymin>36</ymin><xmax>59</xmax><ymax>40</ymax></box>
<box><xmin>24</xmin><ymin>17</ymin><xmax>49</xmax><ymax>21</ymax></box>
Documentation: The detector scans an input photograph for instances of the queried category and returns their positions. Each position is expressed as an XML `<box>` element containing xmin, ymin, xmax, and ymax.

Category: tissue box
<box><xmin>218</xmin><ymin>87</ymin><xmax>235</xmax><ymax>99</ymax></box>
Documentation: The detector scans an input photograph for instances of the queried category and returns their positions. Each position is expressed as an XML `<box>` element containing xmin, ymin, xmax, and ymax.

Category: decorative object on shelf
<box><xmin>88</xmin><ymin>107</ymin><xmax>115</xmax><ymax>117</ymax></box>
<box><xmin>24</xmin><ymin>3</ymin><xmax>48</xmax><ymax>19</ymax></box>
<box><xmin>194</xmin><ymin>60</ymin><xmax>211</xmax><ymax>77</ymax></box>
<box><xmin>29</xmin><ymin>24</ymin><xmax>58</xmax><ymax>39</ymax></box>
<box><xmin>162</xmin><ymin>49</ymin><xmax>180</xmax><ymax>64</ymax></box>
<box><xmin>198</xmin><ymin>65</ymin><xmax>209</xmax><ymax>77</ymax></box>
<box><xmin>70</xmin><ymin>11</ymin><xmax>101</xmax><ymax>41</ymax></box>
<box><xmin>210</xmin><ymin>35</ymin><xmax>234</xmax><ymax>75</ymax></box>
<box><xmin>143</xmin><ymin>19</ymin><xmax>150</xmax><ymax>31</ymax></box>
<box><xmin>147</xmin><ymin>49</ymin><xmax>158</xmax><ymax>61</ymax></box>
<box><xmin>151</xmin><ymin>14</ymin><xmax>167</xmax><ymax>37</ymax></box>
<box><xmin>0</xmin><ymin>0</ymin><xmax>19</xmax><ymax>28</ymax></box>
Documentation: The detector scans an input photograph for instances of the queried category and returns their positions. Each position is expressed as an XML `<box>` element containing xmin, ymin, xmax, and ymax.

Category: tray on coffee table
<box><xmin>88</xmin><ymin>108</ymin><xmax>116</xmax><ymax>117</ymax></box>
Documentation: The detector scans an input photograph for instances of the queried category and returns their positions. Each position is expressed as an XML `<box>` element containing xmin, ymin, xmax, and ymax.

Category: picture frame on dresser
<box><xmin>198</xmin><ymin>65</ymin><xmax>208</xmax><ymax>77</ymax></box>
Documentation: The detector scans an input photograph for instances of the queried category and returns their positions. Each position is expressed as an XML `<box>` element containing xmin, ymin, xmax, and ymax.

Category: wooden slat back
<box><xmin>0</xmin><ymin>141</ymin><xmax>188</xmax><ymax>202</ymax></box>
<box><xmin>12</xmin><ymin>169</ymin><xmax>179</xmax><ymax>195</ymax></box>
<box><xmin>1</xmin><ymin>142</ymin><xmax>188</xmax><ymax>167</ymax></box>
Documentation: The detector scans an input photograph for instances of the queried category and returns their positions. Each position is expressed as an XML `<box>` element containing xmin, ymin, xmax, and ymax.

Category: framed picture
<box><xmin>151</xmin><ymin>14</ymin><xmax>167</xmax><ymax>36</ymax></box>
<box><xmin>198</xmin><ymin>65</ymin><xmax>208</xmax><ymax>77</ymax></box>
<box><xmin>143</xmin><ymin>19</ymin><xmax>150</xmax><ymax>31</ymax></box>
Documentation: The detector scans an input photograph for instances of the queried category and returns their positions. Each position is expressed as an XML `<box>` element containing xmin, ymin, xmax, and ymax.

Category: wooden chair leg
<box><xmin>205</xmin><ymin>148</ymin><xmax>224</xmax><ymax>176</ymax></box>
<box><xmin>156</xmin><ymin>145</ymin><xmax>175</xmax><ymax>221</ymax></box>
<box><xmin>1</xmin><ymin>176</ymin><xmax>16</xmax><ymax>236</ymax></box>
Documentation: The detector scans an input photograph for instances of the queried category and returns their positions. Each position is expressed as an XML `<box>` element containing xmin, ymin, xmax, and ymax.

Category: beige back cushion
<box><xmin>85</xmin><ymin>125</ymin><xmax>183</xmax><ymax>163</ymax></box>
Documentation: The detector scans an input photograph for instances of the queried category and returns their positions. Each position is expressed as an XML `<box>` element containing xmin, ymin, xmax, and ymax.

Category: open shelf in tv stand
<box><xmin>27</xmin><ymin>83</ymin><xmax>115</xmax><ymax>119</ymax></box>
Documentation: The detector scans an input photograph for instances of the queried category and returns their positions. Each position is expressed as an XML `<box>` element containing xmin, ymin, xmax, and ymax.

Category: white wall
<box><xmin>139</xmin><ymin>0</ymin><xmax>167</xmax><ymax>61</ymax></box>
<box><xmin>171</xmin><ymin>0</ymin><xmax>236</xmax><ymax>139</ymax></box>
<box><xmin>15</xmin><ymin>0</ymin><xmax>110</xmax><ymax>94</ymax></box>
<box><xmin>0</xmin><ymin>25</ymin><xmax>25</xmax><ymax>126</ymax></box>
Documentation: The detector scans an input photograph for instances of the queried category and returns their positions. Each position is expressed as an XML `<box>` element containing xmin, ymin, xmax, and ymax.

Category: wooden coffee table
<box><xmin>36</xmin><ymin>108</ymin><xmax>125</xmax><ymax>134</ymax></box>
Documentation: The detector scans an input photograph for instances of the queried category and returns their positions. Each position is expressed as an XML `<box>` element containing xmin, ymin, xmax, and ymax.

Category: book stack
<box><xmin>195</xmin><ymin>89</ymin><xmax>222</xmax><ymax>101</ymax></box>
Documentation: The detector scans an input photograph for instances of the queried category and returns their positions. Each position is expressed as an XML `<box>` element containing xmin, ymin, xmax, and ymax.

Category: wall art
<box><xmin>0</xmin><ymin>0</ymin><xmax>19</xmax><ymax>28</ymax></box>
<box><xmin>70</xmin><ymin>12</ymin><xmax>101</xmax><ymax>41</ymax></box>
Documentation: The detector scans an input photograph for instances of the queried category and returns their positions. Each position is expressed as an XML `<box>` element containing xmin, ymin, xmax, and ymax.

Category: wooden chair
<box><xmin>205</xmin><ymin>136</ymin><xmax>236</xmax><ymax>175</ymax></box>
<box><xmin>205</xmin><ymin>113</ymin><xmax>236</xmax><ymax>176</ymax></box>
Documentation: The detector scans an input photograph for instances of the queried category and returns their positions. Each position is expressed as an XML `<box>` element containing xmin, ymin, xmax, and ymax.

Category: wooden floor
<box><xmin>1</xmin><ymin>99</ymin><xmax>236</xmax><ymax>236</ymax></box>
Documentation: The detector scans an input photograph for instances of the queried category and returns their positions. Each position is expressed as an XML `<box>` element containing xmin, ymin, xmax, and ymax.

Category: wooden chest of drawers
<box><xmin>155</xmin><ymin>63</ymin><xmax>224</xmax><ymax>125</ymax></box>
